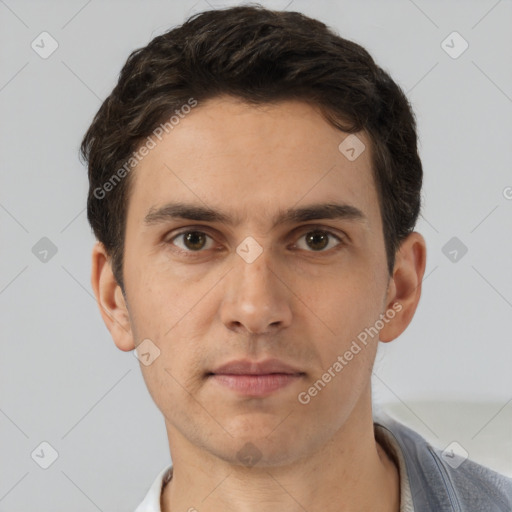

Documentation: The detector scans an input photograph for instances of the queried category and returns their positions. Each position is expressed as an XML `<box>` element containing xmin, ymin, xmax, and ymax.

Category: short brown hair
<box><xmin>80</xmin><ymin>4</ymin><xmax>422</xmax><ymax>289</ymax></box>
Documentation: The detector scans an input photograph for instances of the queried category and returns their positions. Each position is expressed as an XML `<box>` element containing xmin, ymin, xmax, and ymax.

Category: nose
<box><xmin>219</xmin><ymin>246</ymin><xmax>293</xmax><ymax>335</ymax></box>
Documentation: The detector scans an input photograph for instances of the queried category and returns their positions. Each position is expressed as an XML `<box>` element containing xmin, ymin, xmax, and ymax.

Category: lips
<box><xmin>210</xmin><ymin>358</ymin><xmax>304</xmax><ymax>376</ymax></box>
<box><xmin>208</xmin><ymin>358</ymin><xmax>305</xmax><ymax>396</ymax></box>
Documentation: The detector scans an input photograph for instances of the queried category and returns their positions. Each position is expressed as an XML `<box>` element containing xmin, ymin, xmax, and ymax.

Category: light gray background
<box><xmin>1</xmin><ymin>0</ymin><xmax>511</xmax><ymax>510</ymax></box>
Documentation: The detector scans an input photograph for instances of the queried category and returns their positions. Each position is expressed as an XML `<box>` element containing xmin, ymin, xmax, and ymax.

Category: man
<box><xmin>80</xmin><ymin>5</ymin><xmax>512</xmax><ymax>511</ymax></box>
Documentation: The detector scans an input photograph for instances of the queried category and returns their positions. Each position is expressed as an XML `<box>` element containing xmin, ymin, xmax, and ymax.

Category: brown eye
<box><xmin>184</xmin><ymin>232</ymin><xmax>206</xmax><ymax>250</ymax></box>
<box><xmin>307</xmin><ymin>231</ymin><xmax>329</xmax><ymax>250</ymax></box>
<box><xmin>296</xmin><ymin>230</ymin><xmax>342</xmax><ymax>252</ymax></box>
<box><xmin>171</xmin><ymin>231</ymin><xmax>214</xmax><ymax>252</ymax></box>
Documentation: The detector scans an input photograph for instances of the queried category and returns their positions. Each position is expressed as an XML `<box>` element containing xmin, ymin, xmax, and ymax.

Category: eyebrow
<box><xmin>144</xmin><ymin>201</ymin><xmax>367</xmax><ymax>227</ymax></box>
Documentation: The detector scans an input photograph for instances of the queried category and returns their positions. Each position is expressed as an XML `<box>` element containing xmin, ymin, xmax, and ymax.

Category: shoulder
<box><xmin>374</xmin><ymin>411</ymin><xmax>512</xmax><ymax>511</ymax></box>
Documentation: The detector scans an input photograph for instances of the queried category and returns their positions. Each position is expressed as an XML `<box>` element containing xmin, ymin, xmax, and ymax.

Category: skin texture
<box><xmin>91</xmin><ymin>96</ymin><xmax>426</xmax><ymax>512</ymax></box>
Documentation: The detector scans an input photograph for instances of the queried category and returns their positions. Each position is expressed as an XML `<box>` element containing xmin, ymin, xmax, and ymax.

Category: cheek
<box><xmin>126</xmin><ymin>273</ymin><xmax>199</xmax><ymax>396</ymax></box>
<box><xmin>126</xmin><ymin>256</ymin><xmax>197</xmax><ymax>335</ymax></box>
<box><xmin>136</xmin><ymin>321</ymin><xmax>207</xmax><ymax>419</ymax></box>
<box><xmin>305</xmin><ymin>272</ymin><xmax>386</xmax><ymax>398</ymax></box>
<box><xmin>313</xmin><ymin>268</ymin><xmax>385</xmax><ymax>334</ymax></box>
<box><xmin>295</xmin><ymin>338</ymin><xmax>377</xmax><ymax>435</ymax></box>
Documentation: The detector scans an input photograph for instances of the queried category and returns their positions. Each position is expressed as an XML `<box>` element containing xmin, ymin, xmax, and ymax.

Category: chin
<box><xmin>209</xmin><ymin>422</ymin><xmax>314</xmax><ymax>468</ymax></box>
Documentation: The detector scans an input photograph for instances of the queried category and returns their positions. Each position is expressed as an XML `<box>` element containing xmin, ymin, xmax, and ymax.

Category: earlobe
<box><xmin>91</xmin><ymin>242</ymin><xmax>135</xmax><ymax>352</ymax></box>
<box><xmin>379</xmin><ymin>232</ymin><xmax>427</xmax><ymax>343</ymax></box>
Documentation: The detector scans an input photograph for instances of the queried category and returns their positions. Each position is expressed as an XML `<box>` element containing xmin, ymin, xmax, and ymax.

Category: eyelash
<box><xmin>164</xmin><ymin>226</ymin><xmax>345</xmax><ymax>256</ymax></box>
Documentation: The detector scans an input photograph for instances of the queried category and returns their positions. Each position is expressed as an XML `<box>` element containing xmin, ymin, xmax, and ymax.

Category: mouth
<box><xmin>207</xmin><ymin>358</ymin><xmax>306</xmax><ymax>397</ymax></box>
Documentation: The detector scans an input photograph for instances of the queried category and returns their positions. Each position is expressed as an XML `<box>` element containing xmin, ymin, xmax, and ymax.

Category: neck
<box><xmin>161</xmin><ymin>399</ymin><xmax>399</xmax><ymax>512</ymax></box>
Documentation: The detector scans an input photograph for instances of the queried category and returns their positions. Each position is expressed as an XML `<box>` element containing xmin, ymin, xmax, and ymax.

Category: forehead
<box><xmin>127</xmin><ymin>96</ymin><xmax>380</xmax><ymax>231</ymax></box>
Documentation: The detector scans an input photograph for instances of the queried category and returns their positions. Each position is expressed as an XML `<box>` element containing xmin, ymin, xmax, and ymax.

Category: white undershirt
<box><xmin>374</xmin><ymin>423</ymin><xmax>415</xmax><ymax>512</ymax></box>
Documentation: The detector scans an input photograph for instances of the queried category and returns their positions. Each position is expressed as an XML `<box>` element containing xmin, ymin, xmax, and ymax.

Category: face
<box><xmin>106</xmin><ymin>97</ymin><xmax>404</xmax><ymax>466</ymax></box>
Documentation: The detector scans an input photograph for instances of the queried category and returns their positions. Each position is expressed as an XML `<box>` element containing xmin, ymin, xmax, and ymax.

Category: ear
<box><xmin>91</xmin><ymin>242</ymin><xmax>135</xmax><ymax>351</ymax></box>
<box><xmin>379</xmin><ymin>232</ymin><xmax>427</xmax><ymax>343</ymax></box>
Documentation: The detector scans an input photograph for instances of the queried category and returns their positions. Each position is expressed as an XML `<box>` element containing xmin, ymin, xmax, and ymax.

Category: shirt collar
<box><xmin>134</xmin><ymin>465</ymin><xmax>172</xmax><ymax>512</ymax></box>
